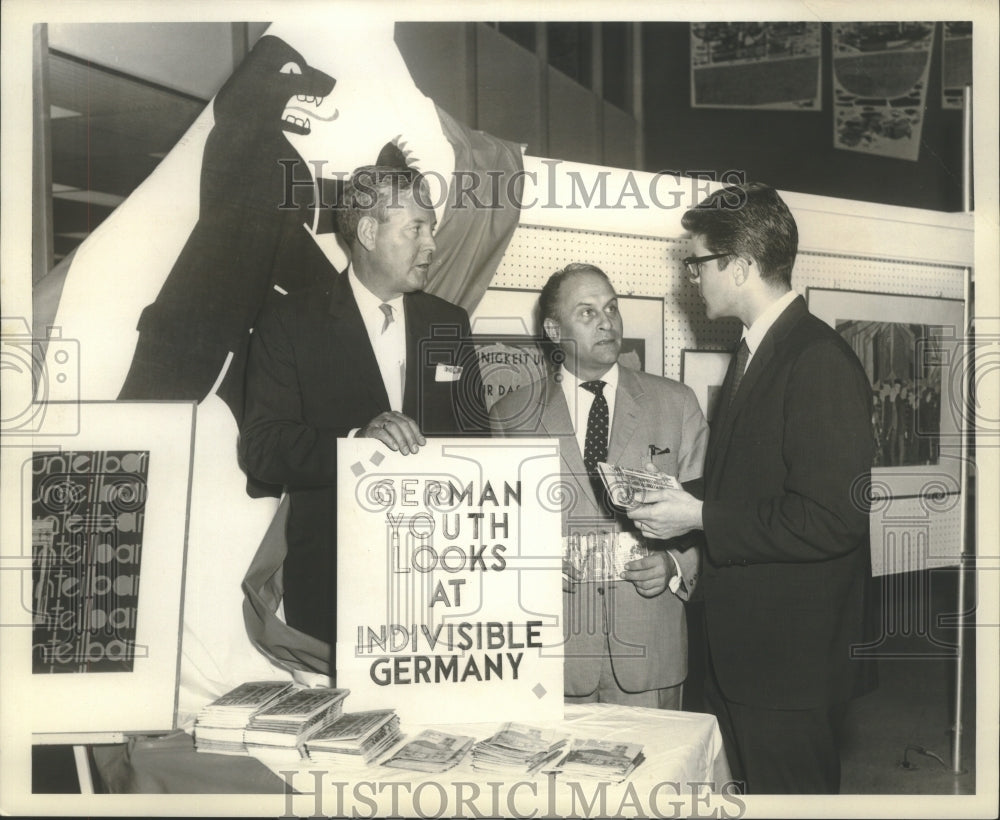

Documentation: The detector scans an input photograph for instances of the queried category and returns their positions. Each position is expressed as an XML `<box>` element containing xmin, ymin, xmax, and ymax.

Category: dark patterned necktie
<box><xmin>729</xmin><ymin>338</ymin><xmax>750</xmax><ymax>406</ymax></box>
<box><xmin>580</xmin><ymin>380</ymin><xmax>609</xmax><ymax>475</ymax></box>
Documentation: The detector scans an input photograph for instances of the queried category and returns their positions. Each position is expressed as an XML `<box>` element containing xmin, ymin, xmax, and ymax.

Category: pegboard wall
<box><xmin>868</xmin><ymin>494</ymin><xmax>964</xmax><ymax>576</ymax></box>
<box><xmin>491</xmin><ymin>223</ymin><xmax>967</xmax><ymax>380</ymax></box>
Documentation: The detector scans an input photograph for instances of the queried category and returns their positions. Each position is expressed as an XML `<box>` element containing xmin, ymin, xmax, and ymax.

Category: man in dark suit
<box><xmin>629</xmin><ymin>183</ymin><xmax>875</xmax><ymax>793</ymax></box>
<box><xmin>491</xmin><ymin>264</ymin><xmax>707</xmax><ymax>708</ymax></box>
<box><xmin>239</xmin><ymin>166</ymin><xmax>485</xmax><ymax>662</ymax></box>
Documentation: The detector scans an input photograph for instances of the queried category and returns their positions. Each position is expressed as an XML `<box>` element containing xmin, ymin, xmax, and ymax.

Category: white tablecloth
<box><xmin>258</xmin><ymin>703</ymin><xmax>732</xmax><ymax>817</ymax></box>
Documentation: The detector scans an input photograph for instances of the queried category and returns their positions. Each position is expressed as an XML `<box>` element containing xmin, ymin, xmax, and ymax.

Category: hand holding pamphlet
<box><xmin>596</xmin><ymin>462</ymin><xmax>681</xmax><ymax>510</ymax></box>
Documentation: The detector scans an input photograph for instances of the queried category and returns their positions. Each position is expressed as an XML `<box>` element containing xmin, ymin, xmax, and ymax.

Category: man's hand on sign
<box><xmin>359</xmin><ymin>411</ymin><xmax>427</xmax><ymax>455</ymax></box>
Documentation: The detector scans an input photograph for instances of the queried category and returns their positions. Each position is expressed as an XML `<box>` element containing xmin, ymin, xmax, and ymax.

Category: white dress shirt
<box><xmin>741</xmin><ymin>289</ymin><xmax>799</xmax><ymax>372</ymax></box>
<box><xmin>348</xmin><ymin>266</ymin><xmax>406</xmax><ymax>412</ymax></box>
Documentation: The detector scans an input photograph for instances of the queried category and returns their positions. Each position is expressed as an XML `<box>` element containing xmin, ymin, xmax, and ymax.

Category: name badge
<box><xmin>435</xmin><ymin>363</ymin><xmax>463</xmax><ymax>382</ymax></box>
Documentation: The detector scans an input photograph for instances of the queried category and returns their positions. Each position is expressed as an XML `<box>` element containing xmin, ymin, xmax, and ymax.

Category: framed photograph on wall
<box><xmin>680</xmin><ymin>349</ymin><xmax>733</xmax><ymax>422</ymax></box>
<box><xmin>16</xmin><ymin>401</ymin><xmax>196</xmax><ymax>737</ymax></box>
<box><xmin>807</xmin><ymin>287</ymin><xmax>966</xmax><ymax>499</ymax></box>
<box><xmin>472</xmin><ymin>288</ymin><xmax>665</xmax><ymax>411</ymax></box>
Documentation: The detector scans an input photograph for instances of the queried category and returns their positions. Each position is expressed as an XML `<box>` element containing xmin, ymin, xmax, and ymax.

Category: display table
<box><xmin>94</xmin><ymin>702</ymin><xmax>731</xmax><ymax>813</ymax></box>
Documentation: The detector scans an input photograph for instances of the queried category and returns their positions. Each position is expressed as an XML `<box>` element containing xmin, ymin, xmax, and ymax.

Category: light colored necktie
<box><xmin>378</xmin><ymin>303</ymin><xmax>405</xmax><ymax>409</ymax></box>
<box><xmin>379</xmin><ymin>303</ymin><xmax>394</xmax><ymax>334</ymax></box>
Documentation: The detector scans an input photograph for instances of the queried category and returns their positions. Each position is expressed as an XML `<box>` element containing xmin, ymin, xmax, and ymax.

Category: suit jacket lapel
<box><xmin>706</xmin><ymin>296</ymin><xmax>808</xmax><ymax>493</ymax></box>
<box><xmin>705</xmin><ymin>347</ymin><xmax>740</xmax><ymax>478</ymax></box>
<box><xmin>402</xmin><ymin>293</ymin><xmax>422</xmax><ymax>418</ymax></box>
<box><xmin>328</xmin><ymin>274</ymin><xmax>390</xmax><ymax>410</ymax></box>
<box><xmin>538</xmin><ymin>375</ymin><xmax>595</xmax><ymax>517</ymax></box>
<box><xmin>608</xmin><ymin>367</ymin><xmax>642</xmax><ymax>464</ymax></box>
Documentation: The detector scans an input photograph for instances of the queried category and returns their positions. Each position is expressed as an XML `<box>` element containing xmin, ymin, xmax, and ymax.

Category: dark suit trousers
<box><xmin>282</xmin><ymin>489</ymin><xmax>337</xmax><ymax>647</ymax></box>
<box><xmin>704</xmin><ymin>659</ymin><xmax>841</xmax><ymax>794</ymax></box>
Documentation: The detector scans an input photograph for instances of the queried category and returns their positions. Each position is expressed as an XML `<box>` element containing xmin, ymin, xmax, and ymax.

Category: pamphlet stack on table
<box><xmin>305</xmin><ymin>709</ymin><xmax>402</xmax><ymax>765</ymax></box>
<box><xmin>242</xmin><ymin>687</ymin><xmax>350</xmax><ymax>754</ymax></box>
<box><xmin>553</xmin><ymin>737</ymin><xmax>646</xmax><ymax>783</ymax></box>
<box><xmin>193</xmin><ymin>683</ymin><xmax>700</xmax><ymax>798</ymax></box>
<box><xmin>193</xmin><ymin>681</ymin><xmax>294</xmax><ymax>755</ymax></box>
<box><xmin>380</xmin><ymin>729</ymin><xmax>476</xmax><ymax>773</ymax></box>
<box><xmin>470</xmin><ymin>722</ymin><xmax>568</xmax><ymax>775</ymax></box>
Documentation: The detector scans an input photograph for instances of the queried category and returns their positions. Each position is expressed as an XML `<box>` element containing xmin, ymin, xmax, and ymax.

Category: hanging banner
<box><xmin>336</xmin><ymin>437</ymin><xmax>564</xmax><ymax>725</ymax></box>
<box><xmin>690</xmin><ymin>22</ymin><xmax>822</xmax><ymax>110</ymax></box>
<box><xmin>832</xmin><ymin>22</ymin><xmax>935</xmax><ymax>161</ymax></box>
<box><xmin>942</xmin><ymin>21</ymin><xmax>973</xmax><ymax>109</ymax></box>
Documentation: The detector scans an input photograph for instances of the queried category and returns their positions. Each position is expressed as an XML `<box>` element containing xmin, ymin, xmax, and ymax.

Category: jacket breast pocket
<box><xmin>649</xmin><ymin>451</ymin><xmax>679</xmax><ymax>476</ymax></box>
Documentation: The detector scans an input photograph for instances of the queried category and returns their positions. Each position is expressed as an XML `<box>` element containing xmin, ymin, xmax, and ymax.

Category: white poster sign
<box><xmin>336</xmin><ymin>437</ymin><xmax>564</xmax><ymax>725</ymax></box>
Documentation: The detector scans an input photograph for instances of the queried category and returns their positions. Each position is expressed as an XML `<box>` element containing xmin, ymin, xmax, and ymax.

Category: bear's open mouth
<box><xmin>281</xmin><ymin>94</ymin><xmax>340</xmax><ymax>135</ymax></box>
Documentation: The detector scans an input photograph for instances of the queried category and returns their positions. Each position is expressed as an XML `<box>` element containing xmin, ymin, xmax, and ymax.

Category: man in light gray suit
<box><xmin>490</xmin><ymin>263</ymin><xmax>707</xmax><ymax>707</ymax></box>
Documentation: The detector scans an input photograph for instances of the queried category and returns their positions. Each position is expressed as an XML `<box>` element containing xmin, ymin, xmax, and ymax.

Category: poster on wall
<box><xmin>336</xmin><ymin>437</ymin><xmax>564</xmax><ymax>726</ymax></box>
<box><xmin>942</xmin><ymin>21</ymin><xmax>973</xmax><ymax>109</ymax></box>
<box><xmin>807</xmin><ymin>288</ymin><xmax>967</xmax><ymax>576</ymax></box>
<box><xmin>32</xmin><ymin>449</ymin><xmax>150</xmax><ymax>675</ymax></box>
<box><xmin>807</xmin><ymin>287</ymin><xmax>966</xmax><ymax>496</ymax></box>
<box><xmin>473</xmin><ymin>337</ymin><xmax>551</xmax><ymax>412</ymax></box>
<box><xmin>16</xmin><ymin>401</ymin><xmax>195</xmax><ymax>736</ymax></box>
<box><xmin>471</xmin><ymin>288</ymin><xmax>665</xmax><ymax>411</ymax></box>
<box><xmin>832</xmin><ymin>22</ymin><xmax>935</xmax><ymax>161</ymax></box>
<box><xmin>690</xmin><ymin>22</ymin><xmax>822</xmax><ymax>110</ymax></box>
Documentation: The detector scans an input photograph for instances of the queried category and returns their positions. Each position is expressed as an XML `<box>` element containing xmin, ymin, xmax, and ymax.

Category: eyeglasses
<box><xmin>682</xmin><ymin>252</ymin><xmax>731</xmax><ymax>283</ymax></box>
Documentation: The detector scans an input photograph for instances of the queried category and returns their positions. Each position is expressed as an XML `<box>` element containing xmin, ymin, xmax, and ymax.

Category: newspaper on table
<box><xmin>243</xmin><ymin>687</ymin><xmax>350</xmax><ymax>752</ymax></box>
<box><xmin>380</xmin><ymin>729</ymin><xmax>475</xmax><ymax>773</ymax></box>
<box><xmin>305</xmin><ymin>709</ymin><xmax>402</xmax><ymax>765</ymax></box>
<box><xmin>470</xmin><ymin>722</ymin><xmax>568</xmax><ymax>775</ymax></box>
<box><xmin>552</xmin><ymin>738</ymin><xmax>646</xmax><ymax>783</ymax></box>
<box><xmin>194</xmin><ymin>680</ymin><xmax>295</xmax><ymax>755</ymax></box>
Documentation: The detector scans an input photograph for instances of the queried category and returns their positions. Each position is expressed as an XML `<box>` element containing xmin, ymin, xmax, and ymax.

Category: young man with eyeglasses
<box><xmin>628</xmin><ymin>182</ymin><xmax>877</xmax><ymax>794</ymax></box>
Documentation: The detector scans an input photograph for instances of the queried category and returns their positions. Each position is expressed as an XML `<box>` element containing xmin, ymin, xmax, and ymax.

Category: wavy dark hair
<box><xmin>681</xmin><ymin>181</ymin><xmax>798</xmax><ymax>285</ymax></box>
